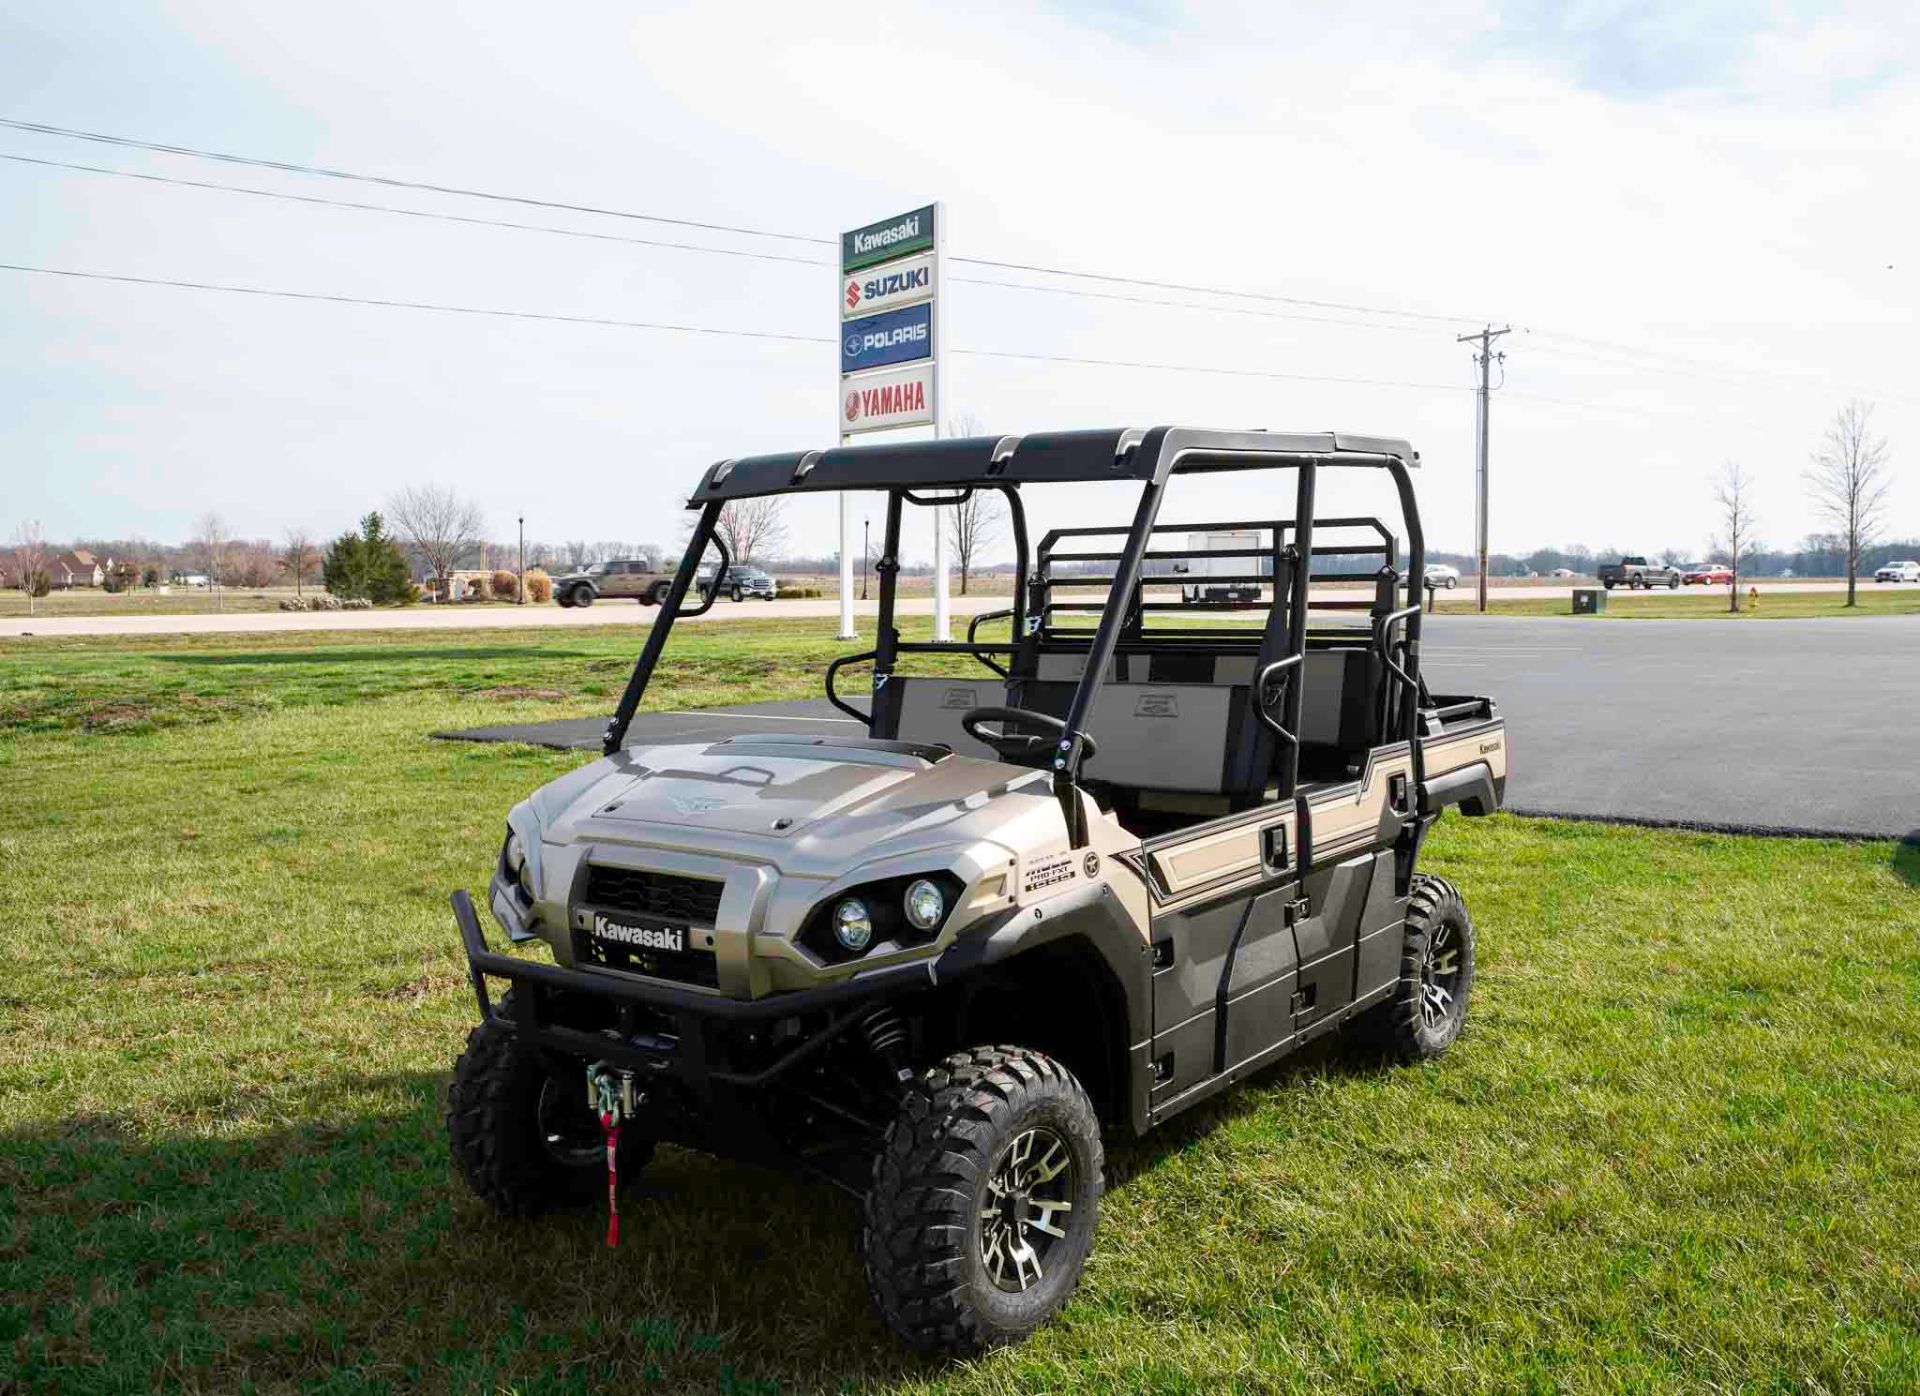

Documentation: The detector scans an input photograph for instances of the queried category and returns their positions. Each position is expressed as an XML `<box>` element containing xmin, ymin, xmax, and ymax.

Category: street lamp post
<box><xmin>517</xmin><ymin>515</ymin><xmax>526</xmax><ymax>604</ymax></box>
<box><xmin>862</xmin><ymin>519</ymin><xmax>870</xmax><ymax>601</ymax></box>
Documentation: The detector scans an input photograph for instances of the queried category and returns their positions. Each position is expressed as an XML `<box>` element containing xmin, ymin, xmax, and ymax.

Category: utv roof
<box><xmin>690</xmin><ymin>427</ymin><xmax>1417</xmax><ymax>503</ymax></box>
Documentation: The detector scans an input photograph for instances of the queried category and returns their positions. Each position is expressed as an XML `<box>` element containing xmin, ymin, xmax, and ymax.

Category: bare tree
<box><xmin>946</xmin><ymin>490</ymin><xmax>1002</xmax><ymax>595</ymax></box>
<box><xmin>281</xmin><ymin>528</ymin><xmax>319</xmax><ymax>598</ymax></box>
<box><xmin>1711</xmin><ymin>461</ymin><xmax>1758</xmax><ymax>615</ymax></box>
<box><xmin>189</xmin><ymin>512</ymin><xmax>232</xmax><ymax>613</ymax></box>
<box><xmin>1805</xmin><ymin>400</ymin><xmax>1893</xmax><ymax>607</ymax></box>
<box><xmin>712</xmin><ymin>496</ymin><xmax>788</xmax><ymax>567</ymax></box>
<box><xmin>563</xmin><ymin>540</ymin><xmax>593</xmax><ymax>570</ymax></box>
<box><xmin>10</xmin><ymin>521</ymin><xmax>52</xmax><ymax>615</ymax></box>
<box><xmin>387</xmin><ymin>484</ymin><xmax>486</xmax><ymax>598</ymax></box>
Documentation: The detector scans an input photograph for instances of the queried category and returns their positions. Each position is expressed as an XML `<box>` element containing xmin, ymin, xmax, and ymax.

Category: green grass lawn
<box><xmin>2</xmin><ymin>627</ymin><xmax>1916</xmax><ymax>1394</ymax></box>
<box><xmin>1433</xmin><ymin>587</ymin><xmax>1920</xmax><ymax>620</ymax></box>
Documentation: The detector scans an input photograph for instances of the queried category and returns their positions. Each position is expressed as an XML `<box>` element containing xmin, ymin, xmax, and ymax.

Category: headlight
<box><xmin>833</xmin><ymin>898</ymin><xmax>873</xmax><ymax>952</ymax></box>
<box><xmin>503</xmin><ymin>829</ymin><xmax>534</xmax><ymax>899</ymax></box>
<box><xmin>903</xmin><ymin>878</ymin><xmax>945</xmax><ymax>931</ymax></box>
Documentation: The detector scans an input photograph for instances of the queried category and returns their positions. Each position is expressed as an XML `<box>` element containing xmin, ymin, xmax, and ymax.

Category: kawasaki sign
<box><xmin>841</xmin><ymin>205</ymin><xmax>935</xmax><ymax>273</ymax></box>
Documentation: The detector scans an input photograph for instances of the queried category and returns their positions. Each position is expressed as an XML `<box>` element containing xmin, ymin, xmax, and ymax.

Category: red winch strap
<box><xmin>600</xmin><ymin>1109</ymin><xmax>621</xmax><ymax>1247</ymax></box>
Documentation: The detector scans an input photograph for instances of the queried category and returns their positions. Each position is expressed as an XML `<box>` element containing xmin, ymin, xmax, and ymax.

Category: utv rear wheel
<box><xmin>1353</xmin><ymin>874</ymin><xmax>1475</xmax><ymax>1060</ymax></box>
<box><xmin>862</xmin><ymin>1046</ymin><xmax>1103</xmax><ymax>1355</ymax></box>
<box><xmin>447</xmin><ymin>1007</ymin><xmax>652</xmax><ymax>1215</ymax></box>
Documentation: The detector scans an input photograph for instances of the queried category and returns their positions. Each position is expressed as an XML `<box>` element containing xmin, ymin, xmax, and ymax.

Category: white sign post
<box><xmin>837</xmin><ymin>203</ymin><xmax>946</xmax><ymax>642</ymax></box>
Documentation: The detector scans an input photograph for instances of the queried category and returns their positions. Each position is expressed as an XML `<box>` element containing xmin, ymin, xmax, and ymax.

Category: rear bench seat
<box><xmin>882</xmin><ymin>646</ymin><xmax>1379</xmax><ymax>792</ymax></box>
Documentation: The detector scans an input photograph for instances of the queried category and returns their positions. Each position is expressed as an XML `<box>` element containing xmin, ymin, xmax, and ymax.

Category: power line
<box><xmin>0</xmin><ymin>152</ymin><xmax>831</xmax><ymax>268</ymax></box>
<box><xmin>956</xmin><ymin>345</ymin><xmax>1463</xmax><ymax>393</ymax></box>
<box><xmin>0</xmin><ymin>151</ymin><xmax>1442</xmax><ymax>337</ymax></box>
<box><xmin>954</xmin><ymin>256</ymin><xmax>1479</xmax><ymax>326</ymax></box>
<box><xmin>0</xmin><ymin>152</ymin><xmax>833</xmax><ymax>266</ymax></box>
<box><xmin>0</xmin><ymin>262</ymin><xmax>834</xmax><ymax>345</ymax></box>
<box><xmin>0</xmin><ymin>260</ymin><xmax>1470</xmax><ymax>395</ymax></box>
<box><xmin>950</xmin><ymin>272</ymin><xmax>1442</xmax><ymax>337</ymax></box>
<box><xmin>1521</xmin><ymin>327</ymin><xmax>1920</xmax><ymax>407</ymax></box>
<box><xmin>0</xmin><ymin>114</ymin><xmax>1488</xmax><ymax>327</ymax></box>
<box><xmin>0</xmin><ymin>116</ymin><xmax>833</xmax><ymax>246</ymax></box>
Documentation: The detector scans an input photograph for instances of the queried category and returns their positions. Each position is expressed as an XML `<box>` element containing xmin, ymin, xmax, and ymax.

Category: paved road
<box><xmin>439</xmin><ymin>614</ymin><xmax>1920</xmax><ymax>841</ymax></box>
<box><xmin>6</xmin><ymin>579</ymin><xmax>1910</xmax><ymax>640</ymax></box>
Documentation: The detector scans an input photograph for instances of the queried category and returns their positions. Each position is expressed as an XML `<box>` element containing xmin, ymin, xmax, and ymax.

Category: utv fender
<box><xmin>935</xmin><ymin>877</ymin><xmax>1152</xmax><ymax>1134</ymax></box>
<box><xmin>1423</xmin><ymin>763</ymin><xmax>1500</xmax><ymax>816</ymax></box>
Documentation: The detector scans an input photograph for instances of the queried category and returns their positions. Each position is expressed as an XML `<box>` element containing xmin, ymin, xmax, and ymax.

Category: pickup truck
<box><xmin>1597</xmin><ymin>555</ymin><xmax>1681</xmax><ymax>590</ymax></box>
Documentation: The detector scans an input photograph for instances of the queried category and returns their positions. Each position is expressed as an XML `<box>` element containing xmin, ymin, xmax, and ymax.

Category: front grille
<box><xmin>583</xmin><ymin>866</ymin><xmax>724</xmax><ymax>925</ymax></box>
<box><xmin>575</xmin><ymin>930</ymin><xmax>720</xmax><ymax>988</ymax></box>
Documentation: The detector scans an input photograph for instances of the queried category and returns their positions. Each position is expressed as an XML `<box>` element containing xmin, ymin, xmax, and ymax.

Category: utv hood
<box><xmin>551</xmin><ymin>735</ymin><xmax>1047</xmax><ymax>843</ymax></box>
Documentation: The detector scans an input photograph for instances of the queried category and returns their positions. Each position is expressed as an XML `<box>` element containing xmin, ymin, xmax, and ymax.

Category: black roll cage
<box><xmin>602</xmin><ymin>427</ymin><xmax>1427</xmax><ymax>847</ymax></box>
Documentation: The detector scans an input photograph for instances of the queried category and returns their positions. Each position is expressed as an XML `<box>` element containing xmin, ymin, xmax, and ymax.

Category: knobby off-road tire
<box><xmin>1353</xmin><ymin>874</ymin><xmax>1476</xmax><ymax>1060</ymax></box>
<box><xmin>862</xmin><ymin>1046</ymin><xmax>1104</xmax><ymax>1355</ymax></box>
<box><xmin>570</xmin><ymin>584</ymin><xmax>595</xmax><ymax>608</ymax></box>
<box><xmin>447</xmin><ymin>1003</ymin><xmax>653</xmax><ymax>1215</ymax></box>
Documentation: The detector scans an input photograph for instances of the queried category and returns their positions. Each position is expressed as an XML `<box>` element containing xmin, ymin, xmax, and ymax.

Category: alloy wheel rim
<box><xmin>978</xmin><ymin>1126</ymin><xmax>1076</xmax><ymax>1292</ymax></box>
<box><xmin>1420</xmin><ymin>919</ymin><xmax>1464</xmax><ymax>1030</ymax></box>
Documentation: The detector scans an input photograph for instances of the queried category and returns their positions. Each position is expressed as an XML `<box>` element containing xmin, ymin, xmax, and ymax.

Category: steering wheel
<box><xmin>961</xmin><ymin>707</ymin><xmax>1098</xmax><ymax>763</ymax></box>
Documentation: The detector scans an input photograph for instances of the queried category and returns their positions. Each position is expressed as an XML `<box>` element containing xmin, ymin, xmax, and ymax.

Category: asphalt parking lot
<box><xmin>441</xmin><ymin>615</ymin><xmax>1920</xmax><ymax>841</ymax></box>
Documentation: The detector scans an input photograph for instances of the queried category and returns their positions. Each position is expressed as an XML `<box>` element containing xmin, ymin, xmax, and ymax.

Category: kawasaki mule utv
<box><xmin>446</xmin><ymin>427</ymin><xmax>1507</xmax><ymax>1353</ymax></box>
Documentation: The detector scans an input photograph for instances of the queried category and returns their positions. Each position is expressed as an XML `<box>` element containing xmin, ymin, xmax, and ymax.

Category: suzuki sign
<box><xmin>842</xmin><ymin>250</ymin><xmax>933</xmax><ymax>319</ymax></box>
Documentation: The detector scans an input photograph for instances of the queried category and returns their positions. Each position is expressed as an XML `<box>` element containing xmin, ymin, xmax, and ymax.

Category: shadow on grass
<box><xmin>2</xmin><ymin>1075</ymin><xmax>928</xmax><ymax>1394</ymax></box>
<box><xmin>1896</xmin><ymin>833</ymin><xmax>1920</xmax><ymax>888</ymax></box>
<box><xmin>157</xmin><ymin>647</ymin><xmax>594</xmax><ymax>666</ymax></box>
<box><xmin>8</xmin><ymin>1036</ymin><xmax>1405</xmax><ymax>1392</ymax></box>
<box><xmin>1106</xmin><ymin>1030</ymin><xmax>1393</xmax><ymax>1187</ymax></box>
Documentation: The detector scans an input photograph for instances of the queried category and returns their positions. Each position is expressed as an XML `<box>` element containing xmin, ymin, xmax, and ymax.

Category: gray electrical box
<box><xmin>1572</xmin><ymin>587</ymin><xmax>1607</xmax><ymax>615</ymax></box>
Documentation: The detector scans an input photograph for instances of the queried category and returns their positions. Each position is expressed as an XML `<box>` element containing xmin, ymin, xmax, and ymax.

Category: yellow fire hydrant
<box><xmin>1747</xmin><ymin>586</ymin><xmax>1759</xmax><ymax>612</ymax></box>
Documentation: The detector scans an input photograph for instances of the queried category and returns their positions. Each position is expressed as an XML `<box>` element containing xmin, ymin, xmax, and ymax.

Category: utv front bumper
<box><xmin>452</xmin><ymin>888</ymin><xmax>946</xmax><ymax>1085</ymax></box>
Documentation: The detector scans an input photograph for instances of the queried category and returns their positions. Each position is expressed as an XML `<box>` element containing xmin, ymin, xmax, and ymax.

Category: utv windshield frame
<box><xmin>603</xmin><ymin>427</ymin><xmax>1427</xmax><ymax>844</ymax></box>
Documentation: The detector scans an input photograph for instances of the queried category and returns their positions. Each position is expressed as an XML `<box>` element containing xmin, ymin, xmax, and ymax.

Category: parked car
<box><xmin>1874</xmin><ymin>560</ymin><xmax>1920</xmax><ymax>583</ymax></box>
<box><xmin>1597</xmin><ymin>556</ymin><xmax>1681</xmax><ymax>590</ymax></box>
<box><xmin>1682</xmin><ymin>564</ymin><xmax>1733</xmax><ymax>586</ymax></box>
<box><xmin>552</xmin><ymin>558</ymin><xmax>672</xmax><ymax>608</ymax></box>
<box><xmin>1424</xmin><ymin>563</ymin><xmax>1460</xmax><ymax>589</ymax></box>
<box><xmin>697</xmin><ymin>563</ymin><xmax>778</xmax><ymax>601</ymax></box>
<box><xmin>1551</xmin><ymin>567</ymin><xmax>1578</xmax><ymax>579</ymax></box>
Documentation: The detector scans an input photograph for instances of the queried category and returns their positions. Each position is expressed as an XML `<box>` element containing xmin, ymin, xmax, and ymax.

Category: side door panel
<box><xmin>1351</xmin><ymin>850</ymin><xmax>1409</xmax><ymax>1007</ymax></box>
<box><xmin>1145</xmin><ymin>809</ymin><xmax>1296</xmax><ymax>1106</ymax></box>
<box><xmin>1147</xmin><ymin>894</ymin><xmax>1243</xmax><ymax>1104</ymax></box>
<box><xmin>1219</xmin><ymin>886</ymin><xmax>1299</xmax><ymax>1069</ymax></box>
<box><xmin>1289</xmin><ymin>852</ymin><xmax>1374</xmax><ymax>1041</ymax></box>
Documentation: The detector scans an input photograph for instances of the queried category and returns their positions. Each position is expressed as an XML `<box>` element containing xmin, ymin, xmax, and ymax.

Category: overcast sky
<box><xmin>2</xmin><ymin>0</ymin><xmax>1915</xmax><ymax>567</ymax></box>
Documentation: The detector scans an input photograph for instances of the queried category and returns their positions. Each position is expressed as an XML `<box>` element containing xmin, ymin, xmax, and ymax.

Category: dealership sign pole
<box><xmin>837</xmin><ymin>203</ymin><xmax>945</xmax><ymax>641</ymax></box>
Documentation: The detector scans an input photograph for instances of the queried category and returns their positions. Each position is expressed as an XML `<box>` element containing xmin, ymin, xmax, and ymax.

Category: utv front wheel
<box><xmin>863</xmin><ymin>1047</ymin><xmax>1103</xmax><ymax>1355</ymax></box>
<box><xmin>447</xmin><ymin>1009</ymin><xmax>653</xmax><ymax>1214</ymax></box>
<box><xmin>1353</xmin><ymin>874</ymin><xmax>1475</xmax><ymax>1060</ymax></box>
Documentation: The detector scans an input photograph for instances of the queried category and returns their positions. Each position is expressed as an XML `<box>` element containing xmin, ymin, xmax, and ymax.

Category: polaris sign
<box><xmin>842</xmin><ymin>250</ymin><xmax>933</xmax><ymax>319</ymax></box>
<box><xmin>841</xmin><ymin>302</ymin><xmax>932</xmax><ymax>374</ymax></box>
<box><xmin>841</xmin><ymin>205</ymin><xmax>935</xmax><ymax>273</ymax></box>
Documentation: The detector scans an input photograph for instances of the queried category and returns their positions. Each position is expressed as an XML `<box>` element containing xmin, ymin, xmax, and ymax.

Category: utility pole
<box><xmin>1456</xmin><ymin>324</ymin><xmax>1510</xmax><ymax>613</ymax></box>
<box><xmin>862</xmin><ymin>518</ymin><xmax>870</xmax><ymax>601</ymax></box>
<box><xmin>517</xmin><ymin>515</ymin><xmax>525</xmax><ymax>605</ymax></box>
